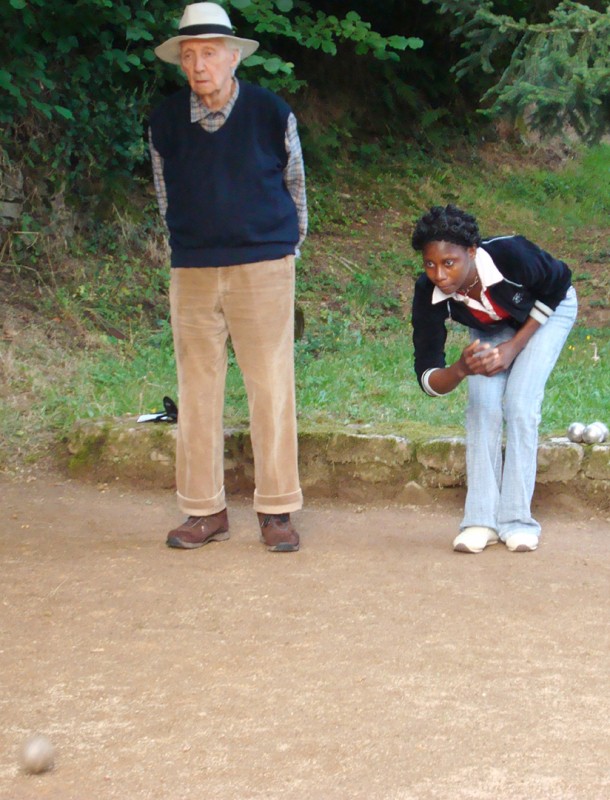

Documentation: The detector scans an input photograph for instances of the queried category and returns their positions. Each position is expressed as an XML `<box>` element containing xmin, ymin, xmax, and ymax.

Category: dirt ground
<box><xmin>1</xmin><ymin>472</ymin><xmax>609</xmax><ymax>800</ymax></box>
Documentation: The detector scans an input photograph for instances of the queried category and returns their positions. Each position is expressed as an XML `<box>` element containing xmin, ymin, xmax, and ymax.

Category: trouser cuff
<box><xmin>254</xmin><ymin>488</ymin><xmax>303</xmax><ymax>515</ymax></box>
<box><xmin>177</xmin><ymin>486</ymin><xmax>226</xmax><ymax>517</ymax></box>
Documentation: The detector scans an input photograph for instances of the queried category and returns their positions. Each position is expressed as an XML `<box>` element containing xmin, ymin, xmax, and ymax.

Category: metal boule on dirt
<box><xmin>20</xmin><ymin>734</ymin><xmax>55</xmax><ymax>774</ymax></box>
<box><xmin>582</xmin><ymin>422</ymin><xmax>606</xmax><ymax>445</ymax></box>
<box><xmin>566</xmin><ymin>422</ymin><xmax>586</xmax><ymax>442</ymax></box>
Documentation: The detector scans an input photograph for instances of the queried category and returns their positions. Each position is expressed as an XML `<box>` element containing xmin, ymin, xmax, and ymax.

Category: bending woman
<box><xmin>411</xmin><ymin>205</ymin><xmax>577</xmax><ymax>553</ymax></box>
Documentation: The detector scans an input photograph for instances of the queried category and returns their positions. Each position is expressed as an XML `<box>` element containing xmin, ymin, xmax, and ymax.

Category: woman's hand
<box><xmin>463</xmin><ymin>339</ymin><xmax>516</xmax><ymax>376</ymax></box>
<box><xmin>427</xmin><ymin>319</ymin><xmax>543</xmax><ymax>395</ymax></box>
<box><xmin>426</xmin><ymin>339</ymin><xmax>499</xmax><ymax>394</ymax></box>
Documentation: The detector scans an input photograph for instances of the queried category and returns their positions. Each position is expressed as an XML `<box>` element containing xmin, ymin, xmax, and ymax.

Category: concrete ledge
<box><xmin>66</xmin><ymin>417</ymin><xmax>610</xmax><ymax>510</ymax></box>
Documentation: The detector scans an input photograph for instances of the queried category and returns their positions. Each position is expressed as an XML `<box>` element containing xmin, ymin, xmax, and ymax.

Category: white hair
<box><xmin>225</xmin><ymin>40</ymin><xmax>242</xmax><ymax>69</ymax></box>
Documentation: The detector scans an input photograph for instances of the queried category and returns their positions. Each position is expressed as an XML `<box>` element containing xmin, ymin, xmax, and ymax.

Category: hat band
<box><xmin>178</xmin><ymin>23</ymin><xmax>235</xmax><ymax>37</ymax></box>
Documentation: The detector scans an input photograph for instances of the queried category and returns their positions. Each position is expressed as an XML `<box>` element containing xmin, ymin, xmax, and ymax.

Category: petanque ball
<box><xmin>591</xmin><ymin>421</ymin><xmax>609</xmax><ymax>441</ymax></box>
<box><xmin>582</xmin><ymin>423</ymin><xmax>606</xmax><ymax>444</ymax></box>
<box><xmin>566</xmin><ymin>422</ymin><xmax>586</xmax><ymax>442</ymax></box>
<box><xmin>21</xmin><ymin>734</ymin><xmax>55</xmax><ymax>774</ymax></box>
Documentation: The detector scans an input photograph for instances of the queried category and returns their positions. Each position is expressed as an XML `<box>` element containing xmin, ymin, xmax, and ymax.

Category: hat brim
<box><xmin>155</xmin><ymin>34</ymin><xmax>259</xmax><ymax>65</ymax></box>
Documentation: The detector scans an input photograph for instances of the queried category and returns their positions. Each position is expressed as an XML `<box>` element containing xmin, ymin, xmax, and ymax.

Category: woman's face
<box><xmin>421</xmin><ymin>240</ymin><xmax>476</xmax><ymax>295</ymax></box>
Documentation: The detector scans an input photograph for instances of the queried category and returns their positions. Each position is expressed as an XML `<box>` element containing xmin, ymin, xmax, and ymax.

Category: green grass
<box><xmin>3</xmin><ymin>319</ymin><xmax>606</xmax><ymax>470</ymax></box>
<box><xmin>2</xmin><ymin>142</ymin><xmax>609</xmax><ymax>467</ymax></box>
<box><xmin>495</xmin><ymin>145</ymin><xmax>610</xmax><ymax>228</ymax></box>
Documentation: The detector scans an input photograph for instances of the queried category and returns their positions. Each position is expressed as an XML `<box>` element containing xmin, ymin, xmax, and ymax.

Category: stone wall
<box><xmin>0</xmin><ymin>150</ymin><xmax>24</xmax><ymax>236</ymax></box>
<box><xmin>66</xmin><ymin>417</ymin><xmax>610</xmax><ymax>509</ymax></box>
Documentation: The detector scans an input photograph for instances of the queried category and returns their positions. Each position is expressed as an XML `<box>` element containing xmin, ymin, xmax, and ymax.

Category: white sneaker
<box><xmin>453</xmin><ymin>526</ymin><xmax>500</xmax><ymax>554</ymax></box>
<box><xmin>505</xmin><ymin>531</ymin><xmax>539</xmax><ymax>552</ymax></box>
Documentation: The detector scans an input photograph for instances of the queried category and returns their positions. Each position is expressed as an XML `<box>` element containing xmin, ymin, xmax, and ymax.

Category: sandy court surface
<box><xmin>1</xmin><ymin>474</ymin><xmax>609</xmax><ymax>800</ymax></box>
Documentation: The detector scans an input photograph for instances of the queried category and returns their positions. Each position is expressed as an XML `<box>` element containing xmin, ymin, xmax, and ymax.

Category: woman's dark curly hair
<box><xmin>411</xmin><ymin>204</ymin><xmax>482</xmax><ymax>251</ymax></box>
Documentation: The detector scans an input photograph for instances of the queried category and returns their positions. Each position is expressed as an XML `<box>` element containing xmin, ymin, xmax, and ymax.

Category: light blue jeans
<box><xmin>461</xmin><ymin>287</ymin><xmax>577</xmax><ymax>540</ymax></box>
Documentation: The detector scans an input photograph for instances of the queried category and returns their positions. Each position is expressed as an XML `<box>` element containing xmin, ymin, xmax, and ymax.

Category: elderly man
<box><xmin>149</xmin><ymin>2</ymin><xmax>307</xmax><ymax>552</ymax></box>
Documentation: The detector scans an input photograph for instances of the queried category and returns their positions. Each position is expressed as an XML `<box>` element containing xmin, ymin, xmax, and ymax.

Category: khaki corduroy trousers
<box><xmin>169</xmin><ymin>255</ymin><xmax>303</xmax><ymax>517</ymax></box>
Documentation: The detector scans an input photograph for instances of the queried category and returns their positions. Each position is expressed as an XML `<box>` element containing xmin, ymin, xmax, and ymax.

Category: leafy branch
<box><xmin>424</xmin><ymin>0</ymin><xmax>610</xmax><ymax>142</ymax></box>
<box><xmin>0</xmin><ymin>0</ymin><xmax>424</xmax><ymax>189</ymax></box>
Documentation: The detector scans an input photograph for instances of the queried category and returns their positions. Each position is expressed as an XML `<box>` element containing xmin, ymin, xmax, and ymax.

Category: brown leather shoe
<box><xmin>257</xmin><ymin>513</ymin><xmax>300</xmax><ymax>552</ymax></box>
<box><xmin>166</xmin><ymin>509</ymin><xmax>229</xmax><ymax>549</ymax></box>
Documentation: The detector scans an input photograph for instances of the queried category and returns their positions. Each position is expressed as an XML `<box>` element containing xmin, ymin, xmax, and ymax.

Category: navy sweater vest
<box><xmin>150</xmin><ymin>83</ymin><xmax>299</xmax><ymax>267</ymax></box>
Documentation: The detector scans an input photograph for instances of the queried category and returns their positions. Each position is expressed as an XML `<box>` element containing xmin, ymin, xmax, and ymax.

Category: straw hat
<box><xmin>154</xmin><ymin>2</ymin><xmax>259</xmax><ymax>65</ymax></box>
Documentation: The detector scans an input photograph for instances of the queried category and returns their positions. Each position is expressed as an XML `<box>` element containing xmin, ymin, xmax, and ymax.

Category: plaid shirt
<box><xmin>149</xmin><ymin>79</ymin><xmax>308</xmax><ymax>250</ymax></box>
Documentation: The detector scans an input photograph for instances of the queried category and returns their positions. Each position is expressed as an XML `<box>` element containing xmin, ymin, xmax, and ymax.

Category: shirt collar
<box><xmin>431</xmin><ymin>246</ymin><xmax>504</xmax><ymax>304</ymax></box>
<box><xmin>190</xmin><ymin>78</ymin><xmax>240</xmax><ymax>123</ymax></box>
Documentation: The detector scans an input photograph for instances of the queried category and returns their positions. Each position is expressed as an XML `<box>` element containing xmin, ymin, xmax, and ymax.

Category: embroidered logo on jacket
<box><xmin>512</xmin><ymin>292</ymin><xmax>523</xmax><ymax>304</ymax></box>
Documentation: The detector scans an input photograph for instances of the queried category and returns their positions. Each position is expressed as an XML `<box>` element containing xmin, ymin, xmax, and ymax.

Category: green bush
<box><xmin>0</xmin><ymin>0</ymin><xmax>421</xmax><ymax>197</ymax></box>
<box><xmin>0</xmin><ymin>0</ymin><xmax>164</xmax><ymax>191</ymax></box>
<box><xmin>425</xmin><ymin>0</ymin><xmax>610</xmax><ymax>143</ymax></box>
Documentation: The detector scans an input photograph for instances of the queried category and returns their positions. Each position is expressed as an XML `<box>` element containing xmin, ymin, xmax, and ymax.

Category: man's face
<box><xmin>180</xmin><ymin>38</ymin><xmax>239</xmax><ymax>107</ymax></box>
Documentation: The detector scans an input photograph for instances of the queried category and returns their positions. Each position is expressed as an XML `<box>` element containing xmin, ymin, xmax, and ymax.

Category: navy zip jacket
<box><xmin>412</xmin><ymin>235</ymin><xmax>572</xmax><ymax>391</ymax></box>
